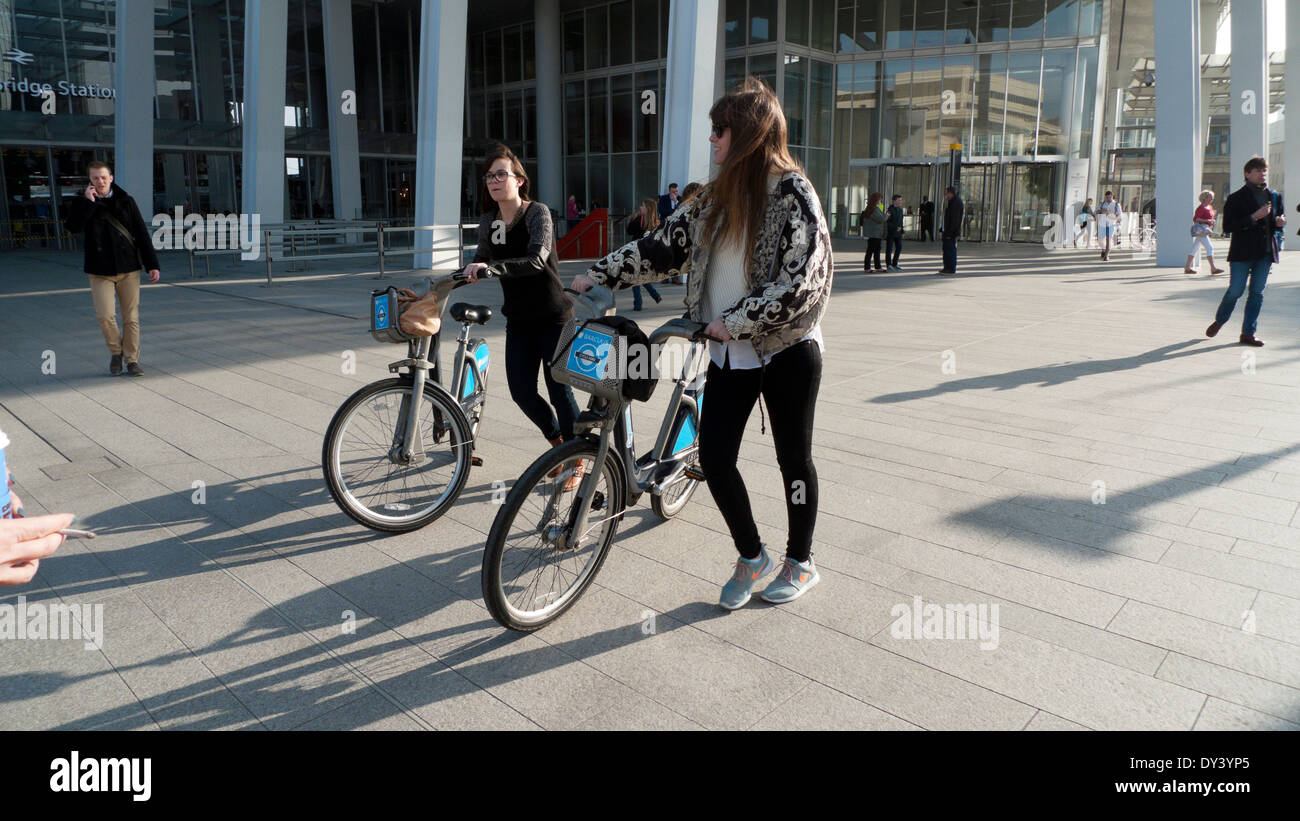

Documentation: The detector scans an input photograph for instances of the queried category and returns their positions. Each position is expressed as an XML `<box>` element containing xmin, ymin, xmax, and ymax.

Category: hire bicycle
<box><xmin>480</xmin><ymin>285</ymin><xmax>719</xmax><ymax>631</ymax></box>
<box><xmin>322</xmin><ymin>268</ymin><xmax>499</xmax><ymax>532</ymax></box>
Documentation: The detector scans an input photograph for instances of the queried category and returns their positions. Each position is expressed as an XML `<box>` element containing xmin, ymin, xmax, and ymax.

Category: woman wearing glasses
<box><xmin>572</xmin><ymin>78</ymin><xmax>833</xmax><ymax>609</ymax></box>
<box><xmin>464</xmin><ymin>143</ymin><xmax>581</xmax><ymax>486</ymax></box>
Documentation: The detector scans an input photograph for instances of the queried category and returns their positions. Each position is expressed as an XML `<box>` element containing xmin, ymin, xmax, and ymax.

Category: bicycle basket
<box><xmin>370</xmin><ymin>286</ymin><xmax>416</xmax><ymax>344</ymax></box>
<box><xmin>549</xmin><ymin>314</ymin><xmax>656</xmax><ymax>403</ymax></box>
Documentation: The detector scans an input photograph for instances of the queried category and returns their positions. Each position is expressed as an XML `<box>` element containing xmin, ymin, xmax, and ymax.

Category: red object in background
<box><xmin>557</xmin><ymin>209</ymin><xmax>608</xmax><ymax>260</ymax></box>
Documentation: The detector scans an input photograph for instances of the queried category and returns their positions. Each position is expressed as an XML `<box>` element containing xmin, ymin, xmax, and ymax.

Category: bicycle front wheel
<box><xmin>482</xmin><ymin>438</ymin><xmax>623</xmax><ymax>631</ymax></box>
<box><xmin>323</xmin><ymin>378</ymin><xmax>472</xmax><ymax>532</ymax></box>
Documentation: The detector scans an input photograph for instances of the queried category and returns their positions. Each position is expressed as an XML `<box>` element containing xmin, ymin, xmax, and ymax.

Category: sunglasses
<box><xmin>711</xmin><ymin>123</ymin><xmax>728</xmax><ymax>139</ymax></box>
<box><xmin>483</xmin><ymin>170</ymin><xmax>516</xmax><ymax>183</ymax></box>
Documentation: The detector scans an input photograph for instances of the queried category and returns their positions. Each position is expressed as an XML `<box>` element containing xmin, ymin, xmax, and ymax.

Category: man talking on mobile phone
<box><xmin>64</xmin><ymin>161</ymin><xmax>161</xmax><ymax>377</ymax></box>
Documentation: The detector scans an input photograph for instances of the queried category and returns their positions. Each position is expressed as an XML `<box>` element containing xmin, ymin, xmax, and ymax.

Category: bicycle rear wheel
<box><xmin>323</xmin><ymin>378</ymin><xmax>472</xmax><ymax>532</ymax></box>
<box><xmin>481</xmin><ymin>438</ymin><xmax>623</xmax><ymax>631</ymax></box>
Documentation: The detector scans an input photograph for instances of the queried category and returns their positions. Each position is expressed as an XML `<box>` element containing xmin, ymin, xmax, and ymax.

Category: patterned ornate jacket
<box><xmin>585</xmin><ymin>171</ymin><xmax>833</xmax><ymax>363</ymax></box>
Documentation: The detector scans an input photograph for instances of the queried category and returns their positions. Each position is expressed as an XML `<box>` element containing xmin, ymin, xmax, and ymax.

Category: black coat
<box><xmin>941</xmin><ymin>196</ymin><xmax>964</xmax><ymax>239</ymax></box>
<box><xmin>1222</xmin><ymin>183</ymin><xmax>1284</xmax><ymax>263</ymax></box>
<box><xmin>64</xmin><ymin>182</ymin><xmax>160</xmax><ymax>276</ymax></box>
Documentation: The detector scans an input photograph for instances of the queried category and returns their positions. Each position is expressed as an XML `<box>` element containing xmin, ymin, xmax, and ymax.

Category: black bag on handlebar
<box><xmin>549</xmin><ymin>314</ymin><xmax>657</xmax><ymax>403</ymax></box>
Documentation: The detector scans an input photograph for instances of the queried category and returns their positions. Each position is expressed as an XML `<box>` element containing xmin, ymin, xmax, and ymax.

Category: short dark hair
<box><xmin>891</xmin><ymin>194</ymin><xmax>902</xmax><ymax>201</ymax></box>
<box><xmin>1244</xmin><ymin>155</ymin><xmax>1268</xmax><ymax>175</ymax></box>
<box><xmin>668</xmin><ymin>183</ymin><xmax>679</xmax><ymax>190</ymax></box>
<box><xmin>87</xmin><ymin>160</ymin><xmax>111</xmax><ymax>175</ymax></box>
<box><xmin>1104</xmin><ymin>190</ymin><xmax>1113</xmax><ymax>196</ymax></box>
<box><xmin>945</xmin><ymin>186</ymin><xmax>955</xmax><ymax>195</ymax></box>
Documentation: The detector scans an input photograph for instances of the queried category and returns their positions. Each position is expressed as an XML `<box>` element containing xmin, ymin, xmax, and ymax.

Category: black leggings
<box><xmin>505</xmin><ymin>322</ymin><xmax>581</xmax><ymax>442</ymax></box>
<box><xmin>864</xmin><ymin>238</ymin><xmax>882</xmax><ymax>270</ymax></box>
<box><xmin>698</xmin><ymin>340</ymin><xmax>822</xmax><ymax>563</ymax></box>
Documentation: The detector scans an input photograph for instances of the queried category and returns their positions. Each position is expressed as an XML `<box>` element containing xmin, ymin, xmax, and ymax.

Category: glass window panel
<box><xmin>468</xmin><ymin>34</ymin><xmax>485</xmax><ymax>88</ymax></box>
<box><xmin>636</xmin><ymin>70</ymin><xmax>660</xmax><ymax>151</ymax></box>
<box><xmin>977</xmin><ymin>0</ymin><xmax>1011</xmax><ymax>41</ymax></box>
<box><xmin>1045</xmin><ymin>0</ymin><xmax>1078</xmax><ymax>38</ymax></box>
<box><xmin>914</xmin><ymin>0</ymin><xmax>946</xmax><ymax>47</ymax></box>
<box><xmin>1079</xmin><ymin>0</ymin><xmax>1103</xmax><ymax>36</ymax></box>
<box><xmin>563</xmin><ymin>12</ymin><xmax>583</xmax><ymax>73</ymax></box>
<box><xmin>837</xmin><ymin>0</ymin><xmax>860</xmax><ymax>52</ymax></box>
<box><xmin>589</xmin><ymin>155</ymin><xmax>609</xmax><ymax>211</ymax></box>
<box><xmin>525</xmin><ymin>87</ymin><xmax>537</xmax><ymax>157</ymax></box>
<box><xmin>749</xmin><ymin>53</ymin><xmax>777</xmax><ymax>92</ymax></box>
<box><xmin>725</xmin><ymin>0</ymin><xmax>746</xmax><ymax>48</ymax></box>
<box><xmin>784</xmin><ymin>55</ymin><xmax>808</xmax><ymax>146</ymax></box>
<box><xmin>565</xmin><ymin>81</ymin><xmax>585</xmax><ymax>153</ymax></box>
<box><xmin>851</xmin><ymin>61</ymin><xmax>879</xmax><ymax>158</ymax></box>
<box><xmin>635</xmin><ymin>0</ymin><xmax>659</xmax><ymax>61</ymax></box>
<box><xmin>809</xmin><ymin>60</ymin><xmax>834</xmax><ymax>148</ymax></box>
<box><xmin>565</xmin><ymin>156</ymin><xmax>587</xmax><ymax>218</ymax></box>
<box><xmin>971</xmin><ymin>52</ymin><xmax>1007</xmax><ymax>155</ymax></box>
<box><xmin>524</xmin><ymin>23</ymin><xmax>536</xmax><ymax>80</ymax></box>
<box><xmin>610</xmin><ymin>1</ymin><xmax>633</xmax><ymax>65</ymax></box>
<box><xmin>487</xmin><ymin>91</ymin><xmax>504</xmax><ymax>140</ymax></box>
<box><xmin>940</xmin><ymin>55</ymin><xmax>976</xmax><ymax>153</ymax></box>
<box><xmin>855</xmin><ymin>0</ymin><xmax>879</xmax><ymax>50</ymax></box>
<box><xmin>725</xmin><ymin>57</ymin><xmax>747</xmax><ymax>91</ymax></box>
<box><xmin>485</xmin><ymin>29</ymin><xmax>502</xmax><ymax>86</ymax></box>
<box><xmin>806</xmin><ymin>148</ymin><xmax>831</xmax><ymax>212</ymax></box>
<box><xmin>505</xmin><ymin>90</ymin><xmax>524</xmax><ymax>145</ymax></box>
<box><xmin>660</xmin><ymin>0</ymin><xmax>669</xmax><ymax>55</ymax></box>
<box><xmin>909</xmin><ymin>57</ymin><xmax>943</xmax><ymax>157</ymax></box>
<box><xmin>1037</xmin><ymin>49</ymin><xmax>1076</xmax><ymax>156</ymax></box>
<box><xmin>1004</xmin><ymin>51</ymin><xmax>1041</xmax><ymax>155</ymax></box>
<box><xmin>636</xmin><ymin>154</ymin><xmax>659</xmax><ymax>205</ymax></box>
<box><xmin>611</xmin><ymin>73</ymin><xmax>635</xmax><ymax>153</ymax></box>
<box><xmin>157</xmin><ymin>4</ymin><xmax>198</xmax><ymax>122</ymax></box>
<box><xmin>588</xmin><ymin>77</ymin><xmax>608</xmax><ymax>153</ymax></box>
<box><xmin>503</xmin><ymin>27</ymin><xmax>521</xmax><ymax>83</ymax></box>
<box><xmin>832</xmin><ymin>64</ymin><xmax>854</xmax><ymax>232</ymax></box>
<box><xmin>587</xmin><ymin>7</ymin><xmax>608</xmax><ymax>69</ymax></box>
<box><xmin>749</xmin><ymin>0</ymin><xmax>776</xmax><ymax>43</ymax></box>
<box><xmin>787</xmin><ymin>0</ymin><xmax>810</xmax><ymax>45</ymax></box>
<box><xmin>611</xmin><ymin>154</ymin><xmax>636</xmax><ymax>215</ymax></box>
<box><xmin>811</xmin><ymin>0</ymin><xmax>836</xmax><ymax>51</ymax></box>
<box><xmin>945</xmin><ymin>0</ymin><xmax>976</xmax><ymax>44</ymax></box>
<box><xmin>884</xmin><ymin>1</ymin><xmax>915</xmax><ymax>50</ymax></box>
<box><xmin>880</xmin><ymin>59</ymin><xmax>911</xmax><ymax>159</ymax></box>
<box><xmin>1073</xmin><ymin>46</ymin><xmax>1099</xmax><ymax>157</ymax></box>
<box><xmin>1011</xmin><ymin>0</ymin><xmax>1046</xmax><ymax>40</ymax></box>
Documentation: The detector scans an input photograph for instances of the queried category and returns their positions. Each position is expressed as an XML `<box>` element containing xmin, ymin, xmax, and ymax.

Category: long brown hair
<box><xmin>867</xmin><ymin>192</ymin><xmax>883</xmax><ymax>212</ymax></box>
<box><xmin>702</xmin><ymin>77</ymin><xmax>802</xmax><ymax>269</ymax></box>
<box><xmin>641</xmin><ymin>197</ymin><xmax>660</xmax><ymax>232</ymax></box>
<box><xmin>478</xmin><ymin>142</ymin><xmax>530</xmax><ymax>215</ymax></box>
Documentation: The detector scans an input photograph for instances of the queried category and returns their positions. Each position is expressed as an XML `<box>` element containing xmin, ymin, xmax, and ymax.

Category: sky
<box><xmin>1214</xmin><ymin>0</ymin><xmax>1288</xmax><ymax>53</ymax></box>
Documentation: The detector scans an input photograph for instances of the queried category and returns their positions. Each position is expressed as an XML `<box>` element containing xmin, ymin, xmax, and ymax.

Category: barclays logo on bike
<box><xmin>567</xmin><ymin>328</ymin><xmax>612</xmax><ymax>380</ymax></box>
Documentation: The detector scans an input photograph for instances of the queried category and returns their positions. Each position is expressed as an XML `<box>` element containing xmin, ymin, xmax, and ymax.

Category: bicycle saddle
<box><xmin>449</xmin><ymin>303</ymin><xmax>493</xmax><ymax>325</ymax></box>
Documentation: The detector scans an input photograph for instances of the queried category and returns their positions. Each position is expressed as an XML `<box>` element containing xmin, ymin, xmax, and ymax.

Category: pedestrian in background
<box><xmin>1074</xmin><ymin>197</ymin><xmax>1095</xmax><ymax>248</ymax></box>
<box><xmin>919</xmin><ymin>196</ymin><xmax>935</xmax><ymax>241</ymax></box>
<box><xmin>861</xmin><ymin>192</ymin><xmax>886</xmax><ymax>272</ymax></box>
<box><xmin>64</xmin><ymin>160</ymin><xmax>160</xmax><ymax>377</ymax></box>
<box><xmin>938</xmin><ymin>186</ymin><xmax>963</xmax><ymax>275</ymax></box>
<box><xmin>1206</xmin><ymin>156</ymin><xmax>1285</xmax><ymax>347</ymax></box>
<box><xmin>1096</xmin><ymin>190</ymin><xmax>1122</xmax><ymax>261</ymax></box>
<box><xmin>625</xmin><ymin>198</ymin><xmax>663</xmax><ymax>310</ymax></box>
<box><xmin>1185</xmin><ymin>190</ymin><xmax>1224</xmax><ymax>275</ymax></box>
<box><xmin>886</xmin><ymin>194</ymin><xmax>905</xmax><ymax>271</ymax></box>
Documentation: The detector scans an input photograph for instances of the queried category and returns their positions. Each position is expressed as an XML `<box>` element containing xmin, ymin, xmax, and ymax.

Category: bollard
<box><xmin>189</xmin><ymin>247</ymin><xmax>195</xmax><ymax>279</ymax></box>
<box><xmin>265</xmin><ymin>229</ymin><xmax>273</xmax><ymax>287</ymax></box>
<box><xmin>377</xmin><ymin>221</ymin><xmax>386</xmax><ymax>280</ymax></box>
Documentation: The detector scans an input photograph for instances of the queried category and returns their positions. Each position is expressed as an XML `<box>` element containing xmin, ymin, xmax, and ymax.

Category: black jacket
<box><xmin>1223</xmin><ymin>183</ymin><xmax>1284</xmax><ymax>262</ymax></box>
<box><xmin>941</xmin><ymin>196</ymin><xmax>964</xmax><ymax>240</ymax></box>
<box><xmin>64</xmin><ymin>183</ymin><xmax>160</xmax><ymax>276</ymax></box>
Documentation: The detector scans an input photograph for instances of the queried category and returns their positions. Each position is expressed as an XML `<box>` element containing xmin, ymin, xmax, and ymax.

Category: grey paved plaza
<box><xmin>2</xmin><ymin>237</ymin><xmax>1298</xmax><ymax>731</ymax></box>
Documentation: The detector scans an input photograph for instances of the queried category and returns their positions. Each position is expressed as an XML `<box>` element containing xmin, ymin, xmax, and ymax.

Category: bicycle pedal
<box><xmin>471</xmin><ymin>456</ymin><xmax>483</xmax><ymax>466</ymax></box>
<box><xmin>683</xmin><ymin>465</ymin><xmax>705</xmax><ymax>482</ymax></box>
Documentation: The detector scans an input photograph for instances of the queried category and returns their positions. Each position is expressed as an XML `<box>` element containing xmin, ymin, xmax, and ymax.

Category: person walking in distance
<box><xmin>861</xmin><ymin>192</ymin><xmax>886</xmax><ymax>272</ymax></box>
<box><xmin>919</xmin><ymin>196</ymin><xmax>935</xmax><ymax>241</ymax></box>
<box><xmin>572</xmin><ymin>77</ymin><xmax>832</xmax><ymax>608</ymax></box>
<box><xmin>885</xmin><ymin>194</ymin><xmax>905</xmax><ymax>271</ymax></box>
<box><xmin>1096</xmin><ymin>190</ymin><xmax>1122</xmax><ymax>260</ymax></box>
<box><xmin>625</xmin><ymin>198</ymin><xmax>663</xmax><ymax>310</ymax></box>
<box><xmin>1206</xmin><ymin>156</ymin><xmax>1285</xmax><ymax>347</ymax></box>
<box><xmin>938</xmin><ymin>186</ymin><xmax>963</xmax><ymax>274</ymax></box>
<box><xmin>64</xmin><ymin>161</ymin><xmax>160</xmax><ymax>376</ymax></box>
<box><xmin>1185</xmin><ymin>190</ymin><xmax>1224</xmax><ymax>275</ymax></box>
<box><xmin>1074</xmin><ymin>197</ymin><xmax>1095</xmax><ymax>248</ymax></box>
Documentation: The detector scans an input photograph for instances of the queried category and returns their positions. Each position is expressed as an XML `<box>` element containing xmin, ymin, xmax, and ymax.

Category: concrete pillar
<box><xmin>1229</xmin><ymin>0</ymin><xmax>1269</xmax><ymax>180</ymax></box>
<box><xmin>1284</xmin><ymin>1</ymin><xmax>1300</xmax><ymax>204</ymax></box>
<box><xmin>241</xmin><ymin>0</ymin><xmax>289</xmax><ymax>230</ymax></box>
<box><xmin>113</xmin><ymin>0</ymin><xmax>154</xmax><ymax>214</ymax></box>
<box><xmin>661</xmin><ymin>0</ymin><xmax>719</xmax><ymax>190</ymax></box>
<box><xmin>413</xmin><ymin>0</ymin><xmax>468</xmax><ymax>270</ymax></box>
<box><xmin>323</xmin><ymin>0</ymin><xmax>363</xmax><ymax>220</ymax></box>
<box><xmin>1154</xmin><ymin>0</ymin><xmax>1200</xmax><ymax>267</ymax></box>
<box><xmin>534</xmin><ymin>0</ymin><xmax>563</xmax><ymax>213</ymax></box>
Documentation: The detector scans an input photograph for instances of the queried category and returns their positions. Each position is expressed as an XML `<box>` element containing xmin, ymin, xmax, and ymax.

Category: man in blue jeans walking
<box><xmin>1206</xmin><ymin>156</ymin><xmax>1285</xmax><ymax>346</ymax></box>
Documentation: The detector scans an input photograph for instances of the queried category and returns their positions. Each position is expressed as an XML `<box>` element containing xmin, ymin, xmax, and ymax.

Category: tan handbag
<box><xmin>396</xmin><ymin>287</ymin><xmax>443</xmax><ymax>336</ymax></box>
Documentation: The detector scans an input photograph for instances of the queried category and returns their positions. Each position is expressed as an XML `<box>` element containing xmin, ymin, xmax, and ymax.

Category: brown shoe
<box><xmin>1183</xmin><ymin>268</ymin><xmax>1197</xmax><ymax>275</ymax></box>
<box><xmin>1210</xmin><ymin>267</ymin><xmax>1224</xmax><ymax>275</ymax></box>
<box><xmin>1205</xmin><ymin>321</ymin><xmax>1223</xmax><ymax>338</ymax></box>
<box><xmin>1239</xmin><ymin>334</ymin><xmax>1265</xmax><ymax>347</ymax></box>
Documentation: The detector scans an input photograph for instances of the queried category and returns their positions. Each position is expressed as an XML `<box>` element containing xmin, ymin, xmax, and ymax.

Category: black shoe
<box><xmin>652</xmin><ymin>294</ymin><xmax>662</xmax><ymax>304</ymax></box>
<box><xmin>1239</xmin><ymin>334</ymin><xmax>1264</xmax><ymax>347</ymax></box>
<box><xmin>109</xmin><ymin>354</ymin><xmax>123</xmax><ymax>376</ymax></box>
<box><xmin>125</xmin><ymin>362</ymin><xmax>144</xmax><ymax>377</ymax></box>
<box><xmin>1205</xmin><ymin>321</ymin><xmax>1223</xmax><ymax>338</ymax></box>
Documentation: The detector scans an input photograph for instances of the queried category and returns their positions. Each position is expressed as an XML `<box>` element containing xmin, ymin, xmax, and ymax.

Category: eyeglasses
<box><xmin>483</xmin><ymin>171</ymin><xmax>516</xmax><ymax>183</ymax></box>
<box><xmin>710</xmin><ymin>124</ymin><xmax>727</xmax><ymax>139</ymax></box>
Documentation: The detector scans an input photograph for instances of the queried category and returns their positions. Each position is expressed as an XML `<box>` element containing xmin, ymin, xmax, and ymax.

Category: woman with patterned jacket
<box><xmin>572</xmin><ymin>77</ymin><xmax>833</xmax><ymax>609</ymax></box>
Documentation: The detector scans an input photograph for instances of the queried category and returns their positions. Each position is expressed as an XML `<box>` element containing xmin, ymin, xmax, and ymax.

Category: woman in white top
<box><xmin>573</xmin><ymin>77</ymin><xmax>833</xmax><ymax>609</ymax></box>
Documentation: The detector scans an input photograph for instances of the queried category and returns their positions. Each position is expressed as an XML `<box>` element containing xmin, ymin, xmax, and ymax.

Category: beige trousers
<box><xmin>89</xmin><ymin>270</ymin><xmax>141</xmax><ymax>362</ymax></box>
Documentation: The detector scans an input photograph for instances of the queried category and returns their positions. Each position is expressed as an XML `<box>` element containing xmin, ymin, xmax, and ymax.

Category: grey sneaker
<box><xmin>760</xmin><ymin>556</ymin><xmax>820</xmax><ymax>604</ymax></box>
<box><xmin>719</xmin><ymin>546</ymin><xmax>774</xmax><ymax>610</ymax></box>
<box><xmin>125</xmin><ymin>362</ymin><xmax>144</xmax><ymax>377</ymax></box>
<box><xmin>109</xmin><ymin>354</ymin><xmax>123</xmax><ymax>376</ymax></box>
